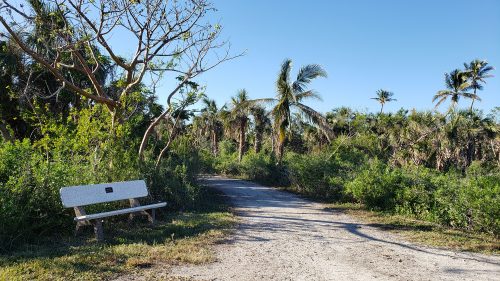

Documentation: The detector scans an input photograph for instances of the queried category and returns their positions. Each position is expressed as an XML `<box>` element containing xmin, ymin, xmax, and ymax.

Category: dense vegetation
<box><xmin>0</xmin><ymin>0</ymin><xmax>498</xmax><ymax>255</ymax></box>
<box><xmin>0</xmin><ymin>0</ymin><xmax>229</xmax><ymax>251</ymax></box>
<box><xmin>194</xmin><ymin>59</ymin><xmax>499</xmax><ymax>236</ymax></box>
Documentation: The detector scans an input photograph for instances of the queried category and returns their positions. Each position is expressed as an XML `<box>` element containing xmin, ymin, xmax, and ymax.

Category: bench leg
<box><xmin>75</xmin><ymin>221</ymin><xmax>90</xmax><ymax>237</ymax></box>
<box><xmin>93</xmin><ymin>220</ymin><xmax>104</xmax><ymax>242</ymax></box>
<box><xmin>128</xmin><ymin>198</ymin><xmax>154</xmax><ymax>224</ymax></box>
<box><xmin>74</xmin><ymin>206</ymin><xmax>91</xmax><ymax>237</ymax></box>
<box><xmin>150</xmin><ymin>209</ymin><xmax>156</xmax><ymax>225</ymax></box>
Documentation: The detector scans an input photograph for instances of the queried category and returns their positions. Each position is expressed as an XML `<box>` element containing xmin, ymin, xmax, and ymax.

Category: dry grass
<box><xmin>0</xmin><ymin>188</ymin><xmax>236</xmax><ymax>281</ymax></box>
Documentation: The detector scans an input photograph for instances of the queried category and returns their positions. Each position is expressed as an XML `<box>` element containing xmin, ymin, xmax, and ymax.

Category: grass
<box><xmin>325</xmin><ymin>202</ymin><xmax>500</xmax><ymax>254</ymax></box>
<box><xmin>0</xmin><ymin>187</ymin><xmax>236</xmax><ymax>281</ymax></box>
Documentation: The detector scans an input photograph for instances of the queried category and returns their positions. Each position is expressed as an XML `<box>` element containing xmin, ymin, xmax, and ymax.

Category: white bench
<box><xmin>60</xmin><ymin>180</ymin><xmax>166</xmax><ymax>241</ymax></box>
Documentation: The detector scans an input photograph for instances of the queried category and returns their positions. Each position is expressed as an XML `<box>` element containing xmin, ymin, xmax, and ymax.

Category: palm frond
<box><xmin>462</xmin><ymin>92</ymin><xmax>481</xmax><ymax>101</ymax></box>
<box><xmin>433</xmin><ymin>90</ymin><xmax>450</xmax><ymax>102</ymax></box>
<box><xmin>249</xmin><ymin>98</ymin><xmax>277</xmax><ymax>106</ymax></box>
<box><xmin>295</xmin><ymin>90</ymin><xmax>323</xmax><ymax>102</ymax></box>
<box><xmin>292</xmin><ymin>64</ymin><xmax>327</xmax><ymax>93</ymax></box>
<box><xmin>433</xmin><ymin>96</ymin><xmax>447</xmax><ymax>108</ymax></box>
<box><xmin>277</xmin><ymin>59</ymin><xmax>292</xmax><ymax>96</ymax></box>
<box><xmin>295</xmin><ymin>102</ymin><xmax>334</xmax><ymax>141</ymax></box>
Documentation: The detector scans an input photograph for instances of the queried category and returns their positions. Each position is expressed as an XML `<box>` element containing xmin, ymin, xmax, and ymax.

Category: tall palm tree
<box><xmin>228</xmin><ymin>89</ymin><xmax>252</xmax><ymax>162</ymax></box>
<box><xmin>250</xmin><ymin>105</ymin><xmax>270</xmax><ymax>153</ymax></box>
<box><xmin>371</xmin><ymin>89</ymin><xmax>396</xmax><ymax>114</ymax></box>
<box><xmin>433</xmin><ymin>69</ymin><xmax>475</xmax><ymax>111</ymax></box>
<box><xmin>463</xmin><ymin>59</ymin><xmax>494</xmax><ymax>111</ymax></box>
<box><xmin>198</xmin><ymin>98</ymin><xmax>224</xmax><ymax>156</ymax></box>
<box><xmin>257</xmin><ymin>59</ymin><xmax>330</xmax><ymax>163</ymax></box>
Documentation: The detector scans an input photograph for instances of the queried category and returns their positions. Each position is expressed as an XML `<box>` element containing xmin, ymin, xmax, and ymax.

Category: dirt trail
<box><xmin>170</xmin><ymin>177</ymin><xmax>500</xmax><ymax>280</ymax></box>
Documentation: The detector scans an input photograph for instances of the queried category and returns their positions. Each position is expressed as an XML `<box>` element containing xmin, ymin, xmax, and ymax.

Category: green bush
<box><xmin>239</xmin><ymin>151</ymin><xmax>288</xmax><ymax>186</ymax></box>
<box><xmin>0</xmin><ymin>107</ymin><xmax>202</xmax><ymax>252</ymax></box>
<box><xmin>346</xmin><ymin>159</ymin><xmax>500</xmax><ymax>235</ymax></box>
<box><xmin>284</xmin><ymin>140</ymin><xmax>368</xmax><ymax>201</ymax></box>
<box><xmin>239</xmin><ymin>151</ymin><xmax>272</xmax><ymax>180</ymax></box>
<box><xmin>285</xmin><ymin>151</ymin><xmax>336</xmax><ymax>198</ymax></box>
<box><xmin>212</xmin><ymin>140</ymin><xmax>240</xmax><ymax>175</ymax></box>
<box><xmin>0</xmin><ymin>139</ymin><xmax>94</xmax><ymax>250</ymax></box>
<box><xmin>145</xmin><ymin>135</ymin><xmax>202</xmax><ymax>210</ymax></box>
<box><xmin>433</xmin><ymin>172</ymin><xmax>499</xmax><ymax>234</ymax></box>
<box><xmin>346</xmin><ymin>159</ymin><xmax>402</xmax><ymax>210</ymax></box>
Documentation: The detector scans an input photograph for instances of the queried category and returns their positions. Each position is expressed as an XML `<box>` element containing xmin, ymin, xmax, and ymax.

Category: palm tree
<box><xmin>198</xmin><ymin>98</ymin><xmax>224</xmax><ymax>156</ymax></box>
<box><xmin>250</xmin><ymin>105</ymin><xmax>270</xmax><ymax>153</ymax></box>
<box><xmin>228</xmin><ymin>89</ymin><xmax>252</xmax><ymax>162</ymax></box>
<box><xmin>463</xmin><ymin>59</ymin><xmax>494</xmax><ymax>111</ymax></box>
<box><xmin>257</xmin><ymin>59</ymin><xmax>330</xmax><ymax>163</ymax></box>
<box><xmin>433</xmin><ymin>69</ymin><xmax>475</xmax><ymax>111</ymax></box>
<box><xmin>371</xmin><ymin>89</ymin><xmax>396</xmax><ymax>114</ymax></box>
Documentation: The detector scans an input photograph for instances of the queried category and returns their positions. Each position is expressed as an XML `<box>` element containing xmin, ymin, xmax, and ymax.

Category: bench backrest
<box><xmin>60</xmin><ymin>180</ymin><xmax>148</xmax><ymax>208</ymax></box>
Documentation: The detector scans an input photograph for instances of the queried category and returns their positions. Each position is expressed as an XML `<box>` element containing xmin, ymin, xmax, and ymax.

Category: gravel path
<box><xmin>170</xmin><ymin>177</ymin><xmax>500</xmax><ymax>281</ymax></box>
<box><xmin>118</xmin><ymin>177</ymin><xmax>500</xmax><ymax>281</ymax></box>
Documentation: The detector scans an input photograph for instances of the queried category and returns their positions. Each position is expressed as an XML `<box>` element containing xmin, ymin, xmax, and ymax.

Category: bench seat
<box><xmin>74</xmin><ymin>202</ymin><xmax>167</xmax><ymax>222</ymax></box>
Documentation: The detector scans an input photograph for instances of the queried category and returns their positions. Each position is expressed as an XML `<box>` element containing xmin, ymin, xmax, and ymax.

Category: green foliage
<box><xmin>284</xmin><ymin>137</ymin><xmax>370</xmax><ymax>201</ymax></box>
<box><xmin>285</xmin><ymin>151</ymin><xmax>338</xmax><ymax>198</ymax></box>
<box><xmin>346</xmin><ymin>161</ymin><xmax>500</xmax><ymax>235</ymax></box>
<box><xmin>144</xmin><ymin>135</ymin><xmax>202</xmax><ymax>210</ymax></box>
<box><xmin>239</xmin><ymin>151</ymin><xmax>287</xmax><ymax>185</ymax></box>
<box><xmin>0</xmin><ymin>105</ymin><xmax>202</xmax><ymax>252</ymax></box>
<box><xmin>201</xmin><ymin>131</ymin><xmax>499</xmax><ymax>236</ymax></box>
<box><xmin>433</xmin><ymin>170</ymin><xmax>499</xmax><ymax>234</ymax></box>
<box><xmin>212</xmin><ymin>140</ymin><xmax>240</xmax><ymax>175</ymax></box>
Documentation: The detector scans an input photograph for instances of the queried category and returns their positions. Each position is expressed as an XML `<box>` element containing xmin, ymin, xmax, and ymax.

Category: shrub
<box><xmin>345</xmin><ymin>159</ymin><xmax>500</xmax><ymax>235</ymax></box>
<box><xmin>346</xmin><ymin>159</ymin><xmax>401</xmax><ymax>210</ymax></box>
<box><xmin>146</xmin><ymin>135</ymin><xmax>202</xmax><ymax>210</ymax></box>
<box><xmin>0</xmin><ymin>108</ymin><xmax>202</xmax><ymax>251</ymax></box>
<box><xmin>212</xmin><ymin>140</ymin><xmax>240</xmax><ymax>175</ymax></box>
<box><xmin>433</xmin><ymin>172</ymin><xmax>500</xmax><ymax>234</ymax></box>
<box><xmin>285</xmin><ymin>151</ymin><xmax>336</xmax><ymax>198</ymax></box>
<box><xmin>239</xmin><ymin>151</ymin><xmax>288</xmax><ymax>186</ymax></box>
<box><xmin>240</xmin><ymin>151</ymin><xmax>272</xmax><ymax>181</ymax></box>
<box><xmin>284</xmin><ymin>140</ymin><xmax>368</xmax><ymax>201</ymax></box>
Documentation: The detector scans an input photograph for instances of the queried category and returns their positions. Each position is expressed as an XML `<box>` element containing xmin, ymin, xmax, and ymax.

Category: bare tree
<box><xmin>0</xmin><ymin>0</ymin><xmax>240</xmax><ymax>158</ymax></box>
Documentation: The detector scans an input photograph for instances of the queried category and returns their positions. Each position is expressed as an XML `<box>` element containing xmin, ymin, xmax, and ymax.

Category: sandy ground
<box><xmin>120</xmin><ymin>177</ymin><xmax>500</xmax><ymax>281</ymax></box>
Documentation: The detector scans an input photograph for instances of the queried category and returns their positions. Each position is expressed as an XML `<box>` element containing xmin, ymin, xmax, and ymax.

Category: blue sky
<box><xmin>182</xmin><ymin>0</ymin><xmax>500</xmax><ymax>114</ymax></box>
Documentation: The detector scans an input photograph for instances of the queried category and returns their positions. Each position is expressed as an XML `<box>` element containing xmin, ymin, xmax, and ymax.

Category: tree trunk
<box><xmin>276</xmin><ymin>140</ymin><xmax>284</xmax><ymax>164</ymax></box>
<box><xmin>0</xmin><ymin>120</ymin><xmax>13</xmax><ymax>142</ymax></box>
<box><xmin>254</xmin><ymin>128</ymin><xmax>262</xmax><ymax>153</ymax></box>
<box><xmin>271</xmin><ymin>130</ymin><xmax>275</xmax><ymax>155</ymax></box>
<box><xmin>212</xmin><ymin>131</ymin><xmax>219</xmax><ymax>156</ymax></box>
<box><xmin>380</xmin><ymin>103</ymin><xmax>384</xmax><ymax>114</ymax></box>
<box><xmin>139</xmin><ymin>112</ymin><xmax>166</xmax><ymax>160</ymax></box>
<box><xmin>465</xmin><ymin>135</ymin><xmax>474</xmax><ymax>167</ymax></box>
<box><xmin>470</xmin><ymin>88</ymin><xmax>477</xmax><ymax>112</ymax></box>
<box><xmin>155</xmin><ymin>132</ymin><xmax>175</xmax><ymax>169</ymax></box>
<box><xmin>238</xmin><ymin>121</ymin><xmax>246</xmax><ymax>163</ymax></box>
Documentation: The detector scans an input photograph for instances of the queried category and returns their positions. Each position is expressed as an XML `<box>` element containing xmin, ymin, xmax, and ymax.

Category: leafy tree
<box><xmin>0</xmin><ymin>0</ymin><xmax>239</xmax><ymax>161</ymax></box>
<box><xmin>371</xmin><ymin>89</ymin><xmax>396</xmax><ymax>114</ymax></box>
<box><xmin>463</xmin><ymin>59</ymin><xmax>494</xmax><ymax>111</ymax></box>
